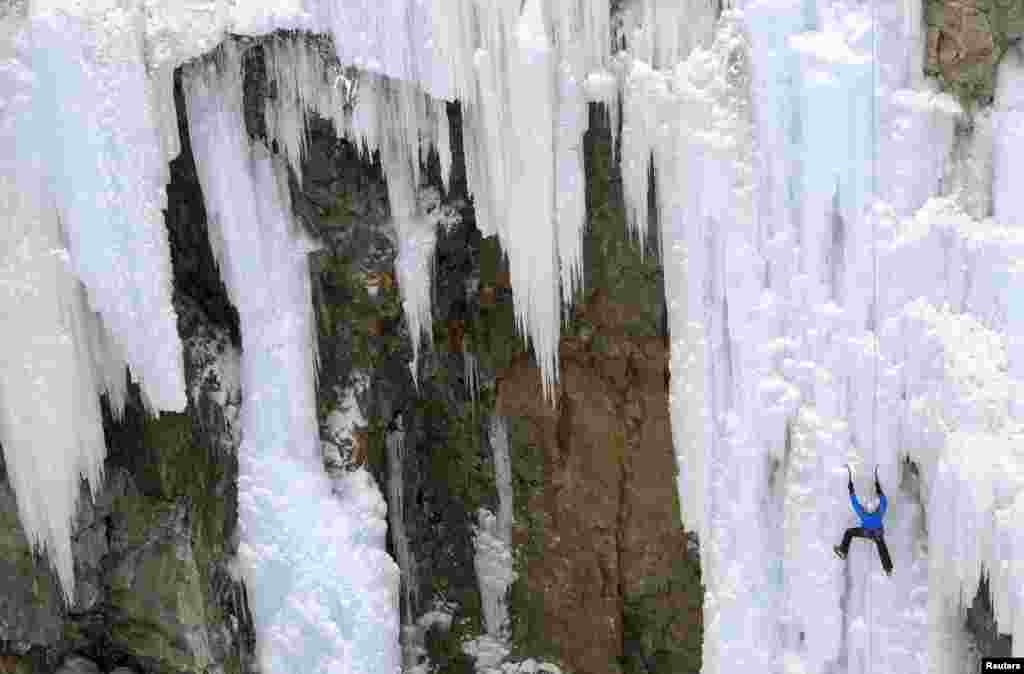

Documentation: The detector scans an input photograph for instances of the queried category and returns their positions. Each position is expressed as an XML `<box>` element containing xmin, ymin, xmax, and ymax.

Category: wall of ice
<box><xmin>622</xmin><ymin>2</ymin><xmax>1024</xmax><ymax>674</ymax></box>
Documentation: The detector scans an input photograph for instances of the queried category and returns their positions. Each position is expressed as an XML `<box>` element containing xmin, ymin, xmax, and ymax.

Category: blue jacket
<box><xmin>851</xmin><ymin>492</ymin><xmax>887</xmax><ymax>530</ymax></box>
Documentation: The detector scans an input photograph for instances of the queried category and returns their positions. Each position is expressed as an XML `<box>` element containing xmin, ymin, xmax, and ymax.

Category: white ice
<box><xmin>631</xmin><ymin>1</ymin><xmax>1023</xmax><ymax>673</ymax></box>
<box><xmin>20</xmin><ymin>10</ymin><xmax>186</xmax><ymax>413</ymax></box>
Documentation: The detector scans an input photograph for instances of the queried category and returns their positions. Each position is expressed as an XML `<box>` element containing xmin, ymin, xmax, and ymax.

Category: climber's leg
<box><xmin>835</xmin><ymin>527</ymin><xmax>865</xmax><ymax>559</ymax></box>
<box><xmin>874</xmin><ymin>534</ymin><xmax>893</xmax><ymax>574</ymax></box>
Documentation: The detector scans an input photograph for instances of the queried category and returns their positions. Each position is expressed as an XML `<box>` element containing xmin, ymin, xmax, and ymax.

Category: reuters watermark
<box><xmin>983</xmin><ymin>658</ymin><xmax>1024</xmax><ymax>672</ymax></box>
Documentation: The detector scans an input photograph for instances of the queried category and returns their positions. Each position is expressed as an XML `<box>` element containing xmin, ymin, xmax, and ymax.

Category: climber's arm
<box><xmin>850</xmin><ymin>492</ymin><xmax>866</xmax><ymax>517</ymax></box>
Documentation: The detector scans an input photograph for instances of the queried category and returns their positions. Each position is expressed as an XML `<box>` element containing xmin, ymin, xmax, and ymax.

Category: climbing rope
<box><xmin>868</xmin><ymin>0</ymin><xmax>880</xmax><ymax>668</ymax></box>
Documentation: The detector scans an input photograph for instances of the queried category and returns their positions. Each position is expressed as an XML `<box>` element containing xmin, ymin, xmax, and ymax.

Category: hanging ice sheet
<box><xmin>0</xmin><ymin>8</ymin><xmax>142</xmax><ymax>602</ymax></box>
<box><xmin>23</xmin><ymin>10</ymin><xmax>185</xmax><ymax>413</ymax></box>
<box><xmin>183</xmin><ymin>42</ymin><xmax>400</xmax><ymax>674</ymax></box>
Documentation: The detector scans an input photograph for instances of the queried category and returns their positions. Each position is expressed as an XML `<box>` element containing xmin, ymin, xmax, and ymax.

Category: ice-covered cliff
<box><xmin>2</xmin><ymin>0</ymin><xmax>1024</xmax><ymax>673</ymax></box>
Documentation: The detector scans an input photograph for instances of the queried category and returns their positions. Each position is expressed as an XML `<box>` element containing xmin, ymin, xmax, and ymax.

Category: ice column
<box><xmin>467</xmin><ymin>415</ymin><xmax>517</xmax><ymax>668</ymax></box>
<box><xmin>395</xmin><ymin>215</ymin><xmax>437</xmax><ymax>385</ymax></box>
<box><xmin>183</xmin><ymin>43</ymin><xmax>399</xmax><ymax>674</ymax></box>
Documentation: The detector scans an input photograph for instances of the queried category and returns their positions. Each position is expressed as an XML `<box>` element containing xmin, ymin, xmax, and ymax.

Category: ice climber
<box><xmin>834</xmin><ymin>467</ymin><xmax>893</xmax><ymax>576</ymax></box>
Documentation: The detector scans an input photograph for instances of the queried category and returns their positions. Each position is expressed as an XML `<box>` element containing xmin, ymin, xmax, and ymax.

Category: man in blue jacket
<box><xmin>834</xmin><ymin>468</ymin><xmax>893</xmax><ymax>576</ymax></box>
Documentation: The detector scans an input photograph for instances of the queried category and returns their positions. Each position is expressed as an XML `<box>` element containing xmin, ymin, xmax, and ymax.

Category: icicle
<box><xmin>620</xmin><ymin>58</ymin><xmax>665</xmax><ymax>246</ymax></box>
<box><xmin>394</xmin><ymin>213</ymin><xmax>436</xmax><ymax>388</ymax></box>
<box><xmin>556</xmin><ymin>56</ymin><xmax>588</xmax><ymax>309</ymax></box>
<box><xmin>504</xmin><ymin>0</ymin><xmax>560</xmax><ymax>399</ymax></box>
<box><xmin>434</xmin><ymin>99</ymin><xmax>453</xmax><ymax>193</ymax></box>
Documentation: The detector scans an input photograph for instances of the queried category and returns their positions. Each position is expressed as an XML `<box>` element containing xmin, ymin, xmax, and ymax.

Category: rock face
<box><xmin>925</xmin><ymin>0</ymin><xmax>1024</xmax><ymax>103</ymax></box>
<box><xmin>0</xmin><ymin>305</ymin><xmax>255</xmax><ymax>674</ymax></box>
<box><xmin>298</xmin><ymin>93</ymin><xmax>488</xmax><ymax>670</ymax></box>
<box><xmin>967</xmin><ymin>575</ymin><xmax>1013</xmax><ymax>658</ymax></box>
<box><xmin>0</xmin><ymin>452</ymin><xmax>65</xmax><ymax>652</ymax></box>
<box><xmin>474</xmin><ymin>110</ymin><xmax>701</xmax><ymax>674</ymax></box>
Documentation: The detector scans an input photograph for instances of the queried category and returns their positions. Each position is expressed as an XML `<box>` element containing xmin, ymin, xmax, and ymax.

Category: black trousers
<box><xmin>839</xmin><ymin>527</ymin><xmax>893</xmax><ymax>572</ymax></box>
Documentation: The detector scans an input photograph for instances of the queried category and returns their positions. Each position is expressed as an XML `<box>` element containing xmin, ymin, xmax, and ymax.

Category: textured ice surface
<box><xmin>22</xmin><ymin>11</ymin><xmax>186</xmax><ymax>413</ymax></box>
<box><xmin>626</xmin><ymin>1</ymin><xmax>1022</xmax><ymax>673</ymax></box>
<box><xmin>473</xmin><ymin>417</ymin><xmax>516</xmax><ymax>641</ymax></box>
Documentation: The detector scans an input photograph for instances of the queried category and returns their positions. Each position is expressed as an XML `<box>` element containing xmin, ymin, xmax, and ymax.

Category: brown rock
<box><xmin>365</xmin><ymin>270</ymin><xmax>394</xmax><ymax>291</ymax></box>
<box><xmin>448</xmin><ymin>319</ymin><xmax>466</xmax><ymax>352</ymax></box>
<box><xmin>480</xmin><ymin>285</ymin><xmax>497</xmax><ymax>307</ymax></box>
<box><xmin>497</xmin><ymin>301</ymin><xmax>695</xmax><ymax>674</ymax></box>
<box><xmin>351</xmin><ymin>428</ymin><xmax>368</xmax><ymax>468</ymax></box>
<box><xmin>925</xmin><ymin>0</ymin><xmax>1001</xmax><ymax>100</ymax></box>
<box><xmin>601</xmin><ymin>357</ymin><xmax>629</xmax><ymax>391</ymax></box>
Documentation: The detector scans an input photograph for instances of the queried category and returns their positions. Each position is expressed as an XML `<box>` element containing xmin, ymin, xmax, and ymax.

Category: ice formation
<box><xmin>183</xmin><ymin>42</ymin><xmax>399</xmax><ymax>673</ymax></box>
<box><xmin>428</xmin><ymin>0</ymin><xmax>610</xmax><ymax>398</ymax></box>
<box><xmin>465</xmin><ymin>415</ymin><xmax>523</xmax><ymax>671</ymax></box>
<box><xmin>244</xmin><ymin>1</ymin><xmax>611</xmax><ymax>399</ymax></box>
<box><xmin>474</xmin><ymin>416</ymin><xmax>516</xmax><ymax>639</ymax></box>
<box><xmin>0</xmin><ymin>0</ymin><xmax>612</xmax><ymax>605</ymax></box>
<box><xmin>0</xmin><ymin>1</ymin><xmax>187</xmax><ymax>600</ymax></box>
<box><xmin>395</xmin><ymin>217</ymin><xmax>437</xmax><ymax>385</ymax></box>
<box><xmin>6</xmin><ymin>0</ymin><xmax>1024</xmax><ymax>671</ymax></box>
<box><xmin>627</xmin><ymin>2</ymin><xmax>1023</xmax><ymax>673</ymax></box>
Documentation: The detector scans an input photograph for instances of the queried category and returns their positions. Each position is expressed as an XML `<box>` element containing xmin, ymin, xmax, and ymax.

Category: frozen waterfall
<box><xmin>183</xmin><ymin>42</ymin><xmax>400</xmax><ymax>674</ymax></box>
<box><xmin>4</xmin><ymin>0</ymin><xmax>1024</xmax><ymax>672</ymax></box>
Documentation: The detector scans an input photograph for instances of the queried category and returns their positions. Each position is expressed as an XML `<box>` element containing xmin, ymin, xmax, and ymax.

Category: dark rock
<box><xmin>966</xmin><ymin>573</ymin><xmax>1013</xmax><ymax>657</ymax></box>
<box><xmin>0</xmin><ymin>470</ymin><xmax>64</xmax><ymax>650</ymax></box>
